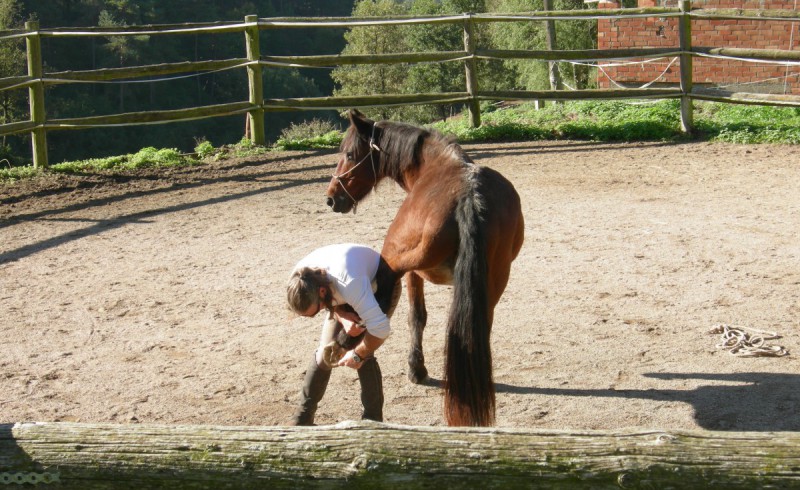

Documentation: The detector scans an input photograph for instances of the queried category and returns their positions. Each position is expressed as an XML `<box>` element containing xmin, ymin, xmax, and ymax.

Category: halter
<box><xmin>332</xmin><ymin>124</ymin><xmax>383</xmax><ymax>212</ymax></box>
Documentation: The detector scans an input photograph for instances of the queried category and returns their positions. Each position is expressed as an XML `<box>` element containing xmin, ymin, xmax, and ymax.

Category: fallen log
<box><xmin>1</xmin><ymin>421</ymin><xmax>799</xmax><ymax>489</ymax></box>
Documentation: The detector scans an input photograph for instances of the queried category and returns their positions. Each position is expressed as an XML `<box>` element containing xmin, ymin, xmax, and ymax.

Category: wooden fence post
<box><xmin>679</xmin><ymin>0</ymin><xmax>694</xmax><ymax>134</ymax></box>
<box><xmin>25</xmin><ymin>21</ymin><xmax>48</xmax><ymax>168</ymax></box>
<box><xmin>244</xmin><ymin>15</ymin><xmax>265</xmax><ymax>145</ymax></box>
<box><xmin>462</xmin><ymin>14</ymin><xmax>481</xmax><ymax>128</ymax></box>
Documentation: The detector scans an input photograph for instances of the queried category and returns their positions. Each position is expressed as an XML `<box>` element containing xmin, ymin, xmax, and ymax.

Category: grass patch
<box><xmin>432</xmin><ymin>100</ymin><xmax>686</xmax><ymax>143</ymax></box>
<box><xmin>1</xmin><ymin>146</ymin><xmax>198</xmax><ymax>184</ymax></box>
<box><xmin>0</xmin><ymin>164</ymin><xmax>39</xmax><ymax>183</ymax></box>
<box><xmin>194</xmin><ymin>139</ymin><xmax>215</xmax><ymax>160</ymax></box>
<box><xmin>204</xmin><ymin>137</ymin><xmax>271</xmax><ymax>160</ymax></box>
<box><xmin>51</xmin><ymin>147</ymin><xmax>196</xmax><ymax>174</ymax></box>
<box><xmin>274</xmin><ymin>130</ymin><xmax>343</xmax><ymax>151</ymax></box>
<box><xmin>274</xmin><ymin>119</ymin><xmax>343</xmax><ymax>150</ymax></box>
<box><xmin>432</xmin><ymin>100</ymin><xmax>800</xmax><ymax>145</ymax></box>
<box><xmin>694</xmin><ymin>104</ymin><xmax>800</xmax><ymax>144</ymax></box>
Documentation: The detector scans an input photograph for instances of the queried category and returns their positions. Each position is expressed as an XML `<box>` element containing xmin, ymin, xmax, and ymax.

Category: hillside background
<box><xmin>0</xmin><ymin>0</ymin><xmax>596</xmax><ymax>164</ymax></box>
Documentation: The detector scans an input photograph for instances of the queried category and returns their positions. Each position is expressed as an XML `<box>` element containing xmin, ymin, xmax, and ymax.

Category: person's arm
<box><xmin>340</xmin><ymin>276</ymin><xmax>391</xmax><ymax>339</ymax></box>
<box><xmin>337</xmin><ymin>276</ymin><xmax>390</xmax><ymax>369</ymax></box>
<box><xmin>356</xmin><ymin>332</ymin><xmax>384</xmax><ymax>359</ymax></box>
<box><xmin>338</xmin><ymin>332</ymin><xmax>384</xmax><ymax>369</ymax></box>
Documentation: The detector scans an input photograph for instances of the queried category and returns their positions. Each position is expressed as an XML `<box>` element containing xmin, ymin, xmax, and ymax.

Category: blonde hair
<box><xmin>286</xmin><ymin>267</ymin><xmax>330</xmax><ymax>315</ymax></box>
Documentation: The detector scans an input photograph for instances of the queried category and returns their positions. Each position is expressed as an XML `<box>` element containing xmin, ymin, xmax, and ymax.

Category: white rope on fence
<box><xmin>42</xmin><ymin>61</ymin><xmax>255</xmax><ymax>85</ymax></box>
<box><xmin>703</xmin><ymin>72</ymin><xmax>800</xmax><ymax>92</ymax></box>
<box><xmin>591</xmin><ymin>56</ymin><xmax>679</xmax><ymax>89</ymax></box>
<box><xmin>695</xmin><ymin>52</ymin><xmax>800</xmax><ymax>67</ymax></box>
<box><xmin>708</xmin><ymin>323</ymin><xmax>789</xmax><ymax>357</ymax></box>
<box><xmin>259</xmin><ymin>55</ymin><xmax>472</xmax><ymax>70</ymax></box>
<box><xmin>40</xmin><ymin>22</ymin><xmax>251</xmax><ymax>38</ymax></box>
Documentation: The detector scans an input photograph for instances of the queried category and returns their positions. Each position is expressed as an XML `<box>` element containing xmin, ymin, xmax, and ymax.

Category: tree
<box><xmin>404</xmin><ymin>0</ymin><xmax>471</xmax><ymax>122</ymax></box>
<box><xmin>487</xmin><ymin>0</ymin><xmax>596</xmax><ymax>91</ymax></box>
<box><xmin>333</xmin><ymin>0</ymin><xmax>519</xmax><ymax>124</ymax></box>
<box><xmin>331</xmin><ymin>0</ymin><xmax>411</xmax><ymax>121</ymax></box>
<box><xmin>97</xmin><ymin>9</ymin><xmax>149</xmax><ymax>112</ymax></box>
<box><xmin>0</xmin><ymin>0</ymin><xmax>26</xmax><ymax>160</ymax></box>
<box><xmin>5</xmin><ymin>1</ymin><xmax>361</xmax><ymax>162</ymax></box>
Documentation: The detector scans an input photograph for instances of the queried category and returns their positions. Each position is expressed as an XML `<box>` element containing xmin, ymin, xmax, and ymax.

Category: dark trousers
<box><xmin>292</xmin><ymin>317</ymin><xmax>384</xmax><ymax>425</ymax></box>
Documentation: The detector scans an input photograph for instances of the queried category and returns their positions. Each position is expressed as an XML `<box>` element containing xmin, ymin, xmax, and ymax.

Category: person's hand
<box><xmin>341</xmin><ymin>319</ymin><xmax>366</xmax><ymax>337</ymax></box>
<box><xmin>338</xmin><ymin>350</ymin><xmax>365</xmax><ymax>370</ymax></box>
<box><xmin>334</xmin><ymin>307</ymin><xmax>366</xmax><ymax>337</ymax></box>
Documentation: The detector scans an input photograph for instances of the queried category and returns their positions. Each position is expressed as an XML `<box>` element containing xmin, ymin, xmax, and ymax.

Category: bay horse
<box><xmin>325</xmin><ymin>109</ymin><xmax>524</xmax><ymax>426</ymax></box>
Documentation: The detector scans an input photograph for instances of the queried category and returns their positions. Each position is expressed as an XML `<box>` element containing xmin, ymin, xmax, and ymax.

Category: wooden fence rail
<box><xmin>2</xmin><ymin>421</ymin><xmax>800</xmax><ymax>489</ymax></box>
<box><xmin>2</xmin><ymin>7</ymin><xmax>800</xmax><ymax>168</ymax></box>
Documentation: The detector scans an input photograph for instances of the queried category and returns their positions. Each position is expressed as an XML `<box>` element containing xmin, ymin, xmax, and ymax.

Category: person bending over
<box><xmin>286</xmin><ymin>243</ymin><xmax>390</xmax><ymax>425</ymax></box>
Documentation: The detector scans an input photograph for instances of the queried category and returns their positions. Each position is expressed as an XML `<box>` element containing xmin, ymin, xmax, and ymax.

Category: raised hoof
<box><xmin>408</xmin><ymin>366</ymin><xmax>429</xmax><ymax>384</ymax></box>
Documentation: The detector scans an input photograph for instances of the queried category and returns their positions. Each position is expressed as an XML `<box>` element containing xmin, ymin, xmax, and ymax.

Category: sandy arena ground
<box><xmin>1</xmin><ymin>140</ymin><xmax>799</xmax><ymax>431</ymax></box>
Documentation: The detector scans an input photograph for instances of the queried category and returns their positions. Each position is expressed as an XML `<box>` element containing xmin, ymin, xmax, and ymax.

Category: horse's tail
<box><xmin>444</xmin><ymin>171</ymin><xmax>494</xmax><ymax>427</ymax></box>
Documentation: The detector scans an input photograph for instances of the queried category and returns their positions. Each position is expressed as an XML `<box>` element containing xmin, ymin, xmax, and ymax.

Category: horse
<box><xmin>325</xmin><ymin>109</ymin><xmax>524</xmax><ymax>427</ymax></box>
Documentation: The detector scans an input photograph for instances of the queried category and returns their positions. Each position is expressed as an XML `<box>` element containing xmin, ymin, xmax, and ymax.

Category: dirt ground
<box><xmin>2</xmin><ymin>140</ymin><xmax>799</xmax><ymax>431</ymax></box>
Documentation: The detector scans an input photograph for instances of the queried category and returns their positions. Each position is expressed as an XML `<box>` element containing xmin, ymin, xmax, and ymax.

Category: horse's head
<box><xmin>326</xmin><ymin>109</ymin><xmax>382</xmax><ymax>214</ymax></box>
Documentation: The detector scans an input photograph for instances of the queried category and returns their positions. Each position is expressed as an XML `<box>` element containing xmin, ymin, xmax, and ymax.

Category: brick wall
<box><xmin>596</xmin><ymin>0</ymin><xmax>800</xmax><ymax>95</ymax></box>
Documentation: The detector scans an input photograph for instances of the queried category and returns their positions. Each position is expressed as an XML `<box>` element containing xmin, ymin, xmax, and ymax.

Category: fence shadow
<box><xmin>465</xmin><ymin>140</ymin><xmax>679</xmax><ymax>161</ymax></box>
<box><xmin>0</xmin><ymin>164</ymin><xmax>331</xmax><ymax>264</ymax></box>
<box><xmin>0</xmin><ymin>423</ymin><xmax>39</xmax><ymax>476</ymax></box>
<box><xmin>1</xmin><ymin>150</ymin><xmax>334</xmax><ymax>215</ymax></box>
<box><xmin>495</xmin><ymin>372</ymin><xmax>800</xmax><ymax>431</ymax></box>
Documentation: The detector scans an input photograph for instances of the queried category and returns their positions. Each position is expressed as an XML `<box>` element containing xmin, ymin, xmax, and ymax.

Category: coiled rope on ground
<box><xmin>708</xmin><ymin>323</ymin><xmax>789</xmax><ymax>357</ymax></box>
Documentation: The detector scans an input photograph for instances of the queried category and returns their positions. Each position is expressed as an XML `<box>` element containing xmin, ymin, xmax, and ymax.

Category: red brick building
<box><xmin>596</xmin><ymin>1</ymin><xmax>800</xmax><ymax>95</ymax></box>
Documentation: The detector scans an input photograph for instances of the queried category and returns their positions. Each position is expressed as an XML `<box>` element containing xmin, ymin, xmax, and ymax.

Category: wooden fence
<box><xmin>2</xmin><ymin>421</ymin><xmax>800</xmax><ymax>488</ymax></box>
<box><xmin>2</xmin><ymin>3</ymin><xmax>800</xmax><ymax>168</ymax></box>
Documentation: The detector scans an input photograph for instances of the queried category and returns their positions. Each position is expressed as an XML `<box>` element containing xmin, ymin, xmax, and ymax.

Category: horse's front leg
<box><xmin>406</xmin><ymin>271</ymin><xmax>428</xmax><ymax>384</ymax></box>
<box><xmin>373</xmin><ymin>258</ymin><xmax>402</xmax><ymax>318</ymax></box>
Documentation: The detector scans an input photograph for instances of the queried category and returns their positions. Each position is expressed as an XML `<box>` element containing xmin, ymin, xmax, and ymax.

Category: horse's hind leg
<box><xmin>406</xmin><ymin>271</ymin><xmax>428</xmax><ymax>384</ymax></box>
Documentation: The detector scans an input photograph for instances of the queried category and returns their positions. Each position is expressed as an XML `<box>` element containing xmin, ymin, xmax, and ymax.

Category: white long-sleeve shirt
<box><xmin>293</xmin><ymin>243</ymin><xmax>391</xmax><ymax>339</ymax></box>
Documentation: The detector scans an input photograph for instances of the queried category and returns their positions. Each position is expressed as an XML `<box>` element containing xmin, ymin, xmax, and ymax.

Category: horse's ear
<box><xmin>348</xmin><ymin>109</ymin><xmax>374</xmax><ymax>137</ymax></box>
<box><xmin>348</xmin><ymin>108</ymin><xmax>364</xmax><ymax>121</ymax></box>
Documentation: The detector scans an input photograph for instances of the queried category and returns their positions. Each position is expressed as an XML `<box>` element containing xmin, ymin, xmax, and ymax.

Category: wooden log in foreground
<box><xmin>1</xmin><ymin>421</ymin><xmax>799</xmax><ymax>489</ymax></box>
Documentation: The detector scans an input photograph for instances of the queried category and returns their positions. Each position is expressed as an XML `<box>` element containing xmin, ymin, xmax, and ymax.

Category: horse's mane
<box><xmin>343</xmin><ymin>117</ymin><xmax>467</xmax><ymax>188</ymax></box>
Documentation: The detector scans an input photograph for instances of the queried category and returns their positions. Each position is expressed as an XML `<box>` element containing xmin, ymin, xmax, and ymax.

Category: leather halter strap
<box><xmin>332</xmin><ymin>124</ymin><xmax>383</xmax><ymax>211</ymax></box>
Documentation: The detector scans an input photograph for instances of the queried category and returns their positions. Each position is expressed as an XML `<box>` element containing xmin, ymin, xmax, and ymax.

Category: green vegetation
<box><xmin>435</xmin><ymin>100</ymin><xmax>685</xmax><ymax>142</ymax></box>
<box><xmin>156</xmin><ymin>137</ymin><xmax>273</xmax><ymax>162</ymax></box>
<box><xmin>274</xmin><ymin>131</ymin><xmax>343</xmax><ymax>151</ymax></box>
<box><xmin>332</xmin><ymin>0</ymin><xmax>596</xmax><ymax>125</ymax></box>
<box><xmin>0</xmin><ymin>161</ymin><xmax>37</xmax><ymax>182</ymax></box>
<box><xmin>433</xmin><ymin>100</ymin><xmax>800</xmax><ymax>144</ymax></box>
<box><xmin>1</xmin><ymin>146</ymin><xmax>196</xmax><ymax>182</ymax></box>
<box><xmin>332</xmin><ymin>0</ymin><xmax>517</xmax><ymax>123</ymax></box>
<box><xmin>695</xmin><ymin>104</ymin><xmax>800</xmax><ymax>144</ymax></box>
<box><xmin>50</xmin><ymin>147</ymin><xmax>196</xmax><ymax>173</ymax></box>
<box><xmin>488</xmin><ymin>0</ymin><xmax>594</xmax><ymax>92</ymax></box>
<box><xmin>2</xmin><ymin>100</ymin><xmax>797</xmax><ymax>184</ymax></box>
<box><xmin>194</xmin><ymin>139</ymin><xmax>215</xmax><ymax>160</ymax></box>
<box><xmin>274</xmin><ymin>119</ymin><xmax>343</xmax><ymax>150</ymax></box>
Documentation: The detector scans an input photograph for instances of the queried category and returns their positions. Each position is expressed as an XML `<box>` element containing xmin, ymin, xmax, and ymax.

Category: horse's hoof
<box><xmin>408</xmin><ymin>367</ymin><xmax>429</xmax><ymax>384</ymax></box>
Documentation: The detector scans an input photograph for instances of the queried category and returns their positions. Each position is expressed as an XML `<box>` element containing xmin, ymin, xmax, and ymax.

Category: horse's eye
<box><xmin>346</xmin><ymin>152</ymin><xmax>354</xmax><ymax>161</ymax></box>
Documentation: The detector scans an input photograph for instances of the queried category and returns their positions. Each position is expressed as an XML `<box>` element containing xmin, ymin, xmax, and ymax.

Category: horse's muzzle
<box><xmin>326</xmin><ymin>195</ymin><xmax>354</xmax><ymax>214</ymax></box>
